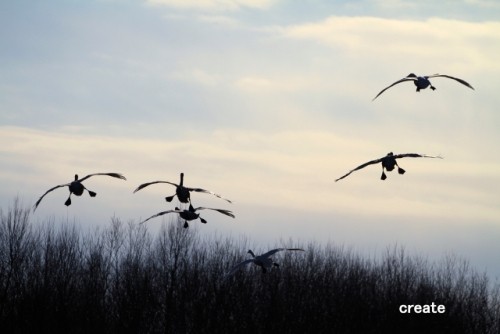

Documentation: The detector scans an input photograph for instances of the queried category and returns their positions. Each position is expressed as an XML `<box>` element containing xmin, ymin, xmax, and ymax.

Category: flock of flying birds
<box><xmin>31</xmin><ymin>73</ymin><xmax>474</xmax><ymax>276</ymax></box>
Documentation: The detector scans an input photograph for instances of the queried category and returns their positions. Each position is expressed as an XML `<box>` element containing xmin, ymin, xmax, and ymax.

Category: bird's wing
<box><xmin>262</xmin><ymin>248</ymin><xmax>305</xmax><ymax>258</ymax></box>
<box><xmin>226</xmin><ymin>259</ymin><xmax>255</xmax><ymax>277</ymax></box>
<box><xmin>133</xmin><ymin>181</ymin><xmax>178</xmax><ymax>193</ymax></box>
<box><xmin>393</xmin><ymin>153</ymin><xmax>443</xmax><ymax>160</ymax></box>
<box><xmin>79</xmin><ymin>173</ymin><xmax>127</xmax><ymax>182</ymax></box>
<box><xmin>427</xmin><ymin>74</ymin><xmax>474</xmax><ymax>90</ymax></box>
<box><xmin>139</xmin><ymin>210</ymin><xmax>180</xmax><ymax>224</ymax></box>
<box><xmin>372</xmin><ymin>77</ymin><xmax>417</xmax><ymax>101</ymax></box>
<box><xmin>285</xmin><ymin>248</ymin><xmax>306</xmax><ymax>252</ymax></box>
<box><xmin>335</xmin><ymin>157</ymin><xmax>384</xmax><ymax>182</ymax></box>
<box><xmin>33</xmin><ymin>183</ymin><xmax>69</xmax><ymax>211</ymax></box>
<box><xmin>195</xmin><ymin>207</ymin><xmax>235</xmax><ymax>218</ymax></box>
<box><xmin>186</xmin><ymin>187</ymin><xmax>232</xmax><ymax>203</ymax></box>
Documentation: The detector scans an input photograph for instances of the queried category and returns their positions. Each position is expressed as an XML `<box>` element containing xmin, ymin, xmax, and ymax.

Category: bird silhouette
<box><xmin>335</xmin><ymin>152</ymin><xmax>442</xmax><ymax>181</ymax></box>
<box><xmin>140</xmin><ymin>203</ymin><xmax>235</xmax><ymax>228</ymax></box>
<box><xmin>373</xmin><ymin>73</ymin><xmax>474</xmax><ymax>100</ymax></box>
<box><xmin>34</xmin><ymin>173</ymin><xmax>126</xmax><ymax>210</ymax></box>
<box><xmin>134</xmin><ymin>172</ymin><xmax>231</xmax><ymax>204</ymax></box>
<box><xmin>226</xmin><ymin>248</ymin><xmax>305</xmax><ymax>276</ymax></box>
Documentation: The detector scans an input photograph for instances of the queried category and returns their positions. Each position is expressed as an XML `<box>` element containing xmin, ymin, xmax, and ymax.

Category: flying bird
<box><xmin>33</xmin><ymin>173</ymin><xmax>127</xmax><ymax>211</ymax></box>
<box><xmin>140</xmin><ymin>203</ymin><xmax>235</xmax><ymax>228</ymax></box>
<box><xmin>226</xmin><ymin>248</ymin><xmax>305</xmax><ymax>276</ymax></box>
<box><xmin>335</xmin><ymin>152</ymin><xmax>442</xmax><ymax>182</ymax></box>
<box><xmin>134</xmin><ymin>172</ymin><xmax>231</xmax><ymax>204</ymax></box>
<box><xmin>373</xmin><ymin>73</ymin><xmax>474</xmax><ymax>100</ymax></box>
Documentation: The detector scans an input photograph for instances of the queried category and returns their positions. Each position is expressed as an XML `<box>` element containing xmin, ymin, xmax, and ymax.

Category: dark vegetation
<box><xmin>1</xmin><ymin>199</ymin><xmax>499</xmax><ymax>333</ymax></box>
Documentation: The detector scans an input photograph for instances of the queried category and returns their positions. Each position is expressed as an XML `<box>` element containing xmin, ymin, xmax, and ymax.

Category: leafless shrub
<box><xmin>0</xmin><ymin>200</ymin><xmax>498</xmax><ymax>333</ymax></box>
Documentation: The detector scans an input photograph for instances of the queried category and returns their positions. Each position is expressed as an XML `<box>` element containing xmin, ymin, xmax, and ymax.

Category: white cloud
<box><xmin>2</xmin><ymin>125</ymin><xmax>499</xmax><ymax>223</ymax></box>
<box><xmin>369</xmin><ymin>0</ymin><xmax>418</xmax><ymax>10</ymax></box>
<box><xmin>197</xmin><ymin>14</ymin><xmax>241</xmax><ymax>26</ymax></box>
<box><xmin>235</xmin><ymin>75</ymin><xmax>316</xmax><ymax>93</ymax></box>
<box><xmin>160</xmin><ymin>13</ymin><xmax>242</xmax><ymax>27</ymax></box>
<box><xmin>279</xmin><ymin>16</ymin><xmax>500</xmax><ymax>70</ymax></box>
<box><xmin>464</xmin><ymin>0</ymin><xmax>500</xmax><ymax>7</ymax></box>
<box><xmin>146</xmin><ymin>0</ymin><xmax>277</xmax><ymax>11</ymax></box>
<box><xmin>171</xmin><ymin>68</ymin><xmax>223</xmax><ymax>86</ymax></box>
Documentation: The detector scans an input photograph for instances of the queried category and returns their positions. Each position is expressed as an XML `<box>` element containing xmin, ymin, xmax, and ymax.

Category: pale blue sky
<box><xmin>1</xmin><ymin>0</ymin><xmax>500</xmax><ymax>278</ymax></box>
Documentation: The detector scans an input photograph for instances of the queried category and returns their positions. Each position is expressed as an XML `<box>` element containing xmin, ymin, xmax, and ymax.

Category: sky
<box><xmin>1</xmin><ymin>0</ymin><xmax>500</xmax><ymax>279</ymax></box>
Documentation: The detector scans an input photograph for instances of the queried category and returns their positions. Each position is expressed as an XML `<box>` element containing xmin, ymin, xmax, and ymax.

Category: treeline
<box><xmin>0</xmin><ymin>200</ymin><xmax>499</xmax><ymax>333</ymax></box>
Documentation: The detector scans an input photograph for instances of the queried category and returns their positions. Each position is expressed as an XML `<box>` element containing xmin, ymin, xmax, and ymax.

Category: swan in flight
<box><xmin>140</xmin><ymin>203</ymin><xmax>235</xmax><ymax>228</ymax></box>
<box><xmin>373</xmin><ymin>73</ymin><xmax>474</xmax><ymax>100</ymax></box>
<box><xmin>335</xmin><ymin>152</ymin><xmax>442</xmax><ymax>182</ymax></box>
<box><xmin>33</xmin><ymin>173</ymin><xmax>126</xmax><ymax>211</ymax></box>
<box><xmin>134</xmin><ymin>172</ymin><xmax>231</xmax><ymax>204</ymax></box>
<box><xmin>226</xmin><ymin>248</ymin><xmax>305</xmax><ymax>276</ymax></box>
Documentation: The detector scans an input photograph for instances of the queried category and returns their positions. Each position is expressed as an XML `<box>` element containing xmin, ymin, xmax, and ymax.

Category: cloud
<box><xmin>2</xmin><ymin>125</ymin><xmax>499</xmax><ymax>223</ymax></box>
<box><xmin>171</xmin><ymin>68</ymin><xmax>223</xmax><ymax>86</ymax></box>
<box><xmin>369</xmin><ymin>0</ymin><xmax>418</xmax><ymax>10</ymax></box>
<box><xmin>235</xmin><ymin>75</ymin><xmax>316</xmax><ymax>93</ymax></box>
<box><xmin>464</xmin><ymin>0</ymin><xmax>500</xmax><ymax>7</ymax></box>
<box><xmin>196</xmin><ymin>14</ymin><xmax>241</xmax><ymax>26</ymax></box>
<box><xmin>145</xmin><ymin>0</ymin><xmax>277</xmax><ymax>11</ymax></box>
<box><xmin>278</xmin><ymin>16</ymin><xmax>500</xmax><ymax>70</ymax></box>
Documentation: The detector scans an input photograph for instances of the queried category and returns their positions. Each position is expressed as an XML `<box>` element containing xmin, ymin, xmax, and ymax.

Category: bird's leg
<box><xmin>183</xmin><ymin>221</ymin><xmax>189</xmax><ymax>228</ymax></box>
<box><xmin>430</xmin><ymin>85</ymin><xmax>436</xmax><ymax>91</ymax></box>
<box><xmin>165</xmin><ymin>194</ymin><xmax>176</xmax><ymax>202</ymax></box>
<box><xmin>416</xmin><ymin>87</ymin><xmax>420</xmax><ymax>92</ymax></box>
<box><xmin>273</xmin><ymin>263</ymin><xmax>280</xmax><ymax>268</ymax></box>
<box><xmin>381</xmin><ymin>168</ymin><xmax>387</xmax><ymax>180</ymax></box>
<box><xmin>65</xmin><ymin>193</ymin><xmax>72</xmax><ymax>206</ymax></box>
<box><xmin>261</xmin><ymin>267</ymin><xmax>267</xmax><ymax>274</ymax></box>
<box><xmin>86</xmin><ymin>187</ymin><xmax>97</xmax><ymax>197</ymax></box>
<box><xmin>396</xmin><ymin>162</ymin><xmax>405</xmax><ymax>174</ymax></box>
<box><xmin>200</xmin><ymin>217</ymin><xmax>207</xmax><ymax>224</ymax></box>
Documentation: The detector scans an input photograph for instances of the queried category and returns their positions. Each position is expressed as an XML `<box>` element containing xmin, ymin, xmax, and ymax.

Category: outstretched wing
<box><xmin>393</xmin><ymin>153</ymin><xmax>443</xmax><ymax>160</ymax></box>
<box><xmin>33</xmin><ymin>183</ymin><xmax>69</xmax><ymax>211</ymax></box>
<box><xmin>335</xmin><ymin>157</ymin><xmax>384</xmax><ymax>182</ymax></box>
<box><xmin>226</xmin><ymin>259</ymin><xmax>255</xmax><ymax>277</ymax></box>
<box><xmin>427</xmin><ymin>74</ymin><xmax>474</xmax><ymax>90</ymax></box>
<box><xmin>186</xmin><ymin>187</ymin><xmax>232</xmax><ymax>203</ymax></box>
<box><xmin>79</xmin><ymin>173</ymin><xmax>127</xmax><ymax>182</ymax></box>
<box><xmin>262</xmin><ymin>248</ymin><xmax>305</xmax><ymax>258</ymax></box>
<box><xmin>195</xmin><ymin>207</ymin><xmax>235</xmax><ymax>218</ymax></box>
<box><xmin>139</xmin><ymin>209</ymin><xmax>181</xmax><ymax>224</ymax></box>
<box><xmin>372</xmin><ymin>77</ymin><xmax>417</xmax><ymax>101</ymax></box>
<box><xmin>133</xmin><ymin>180</ymin><xmax>178</xmax><ymax>193</ymax></box>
